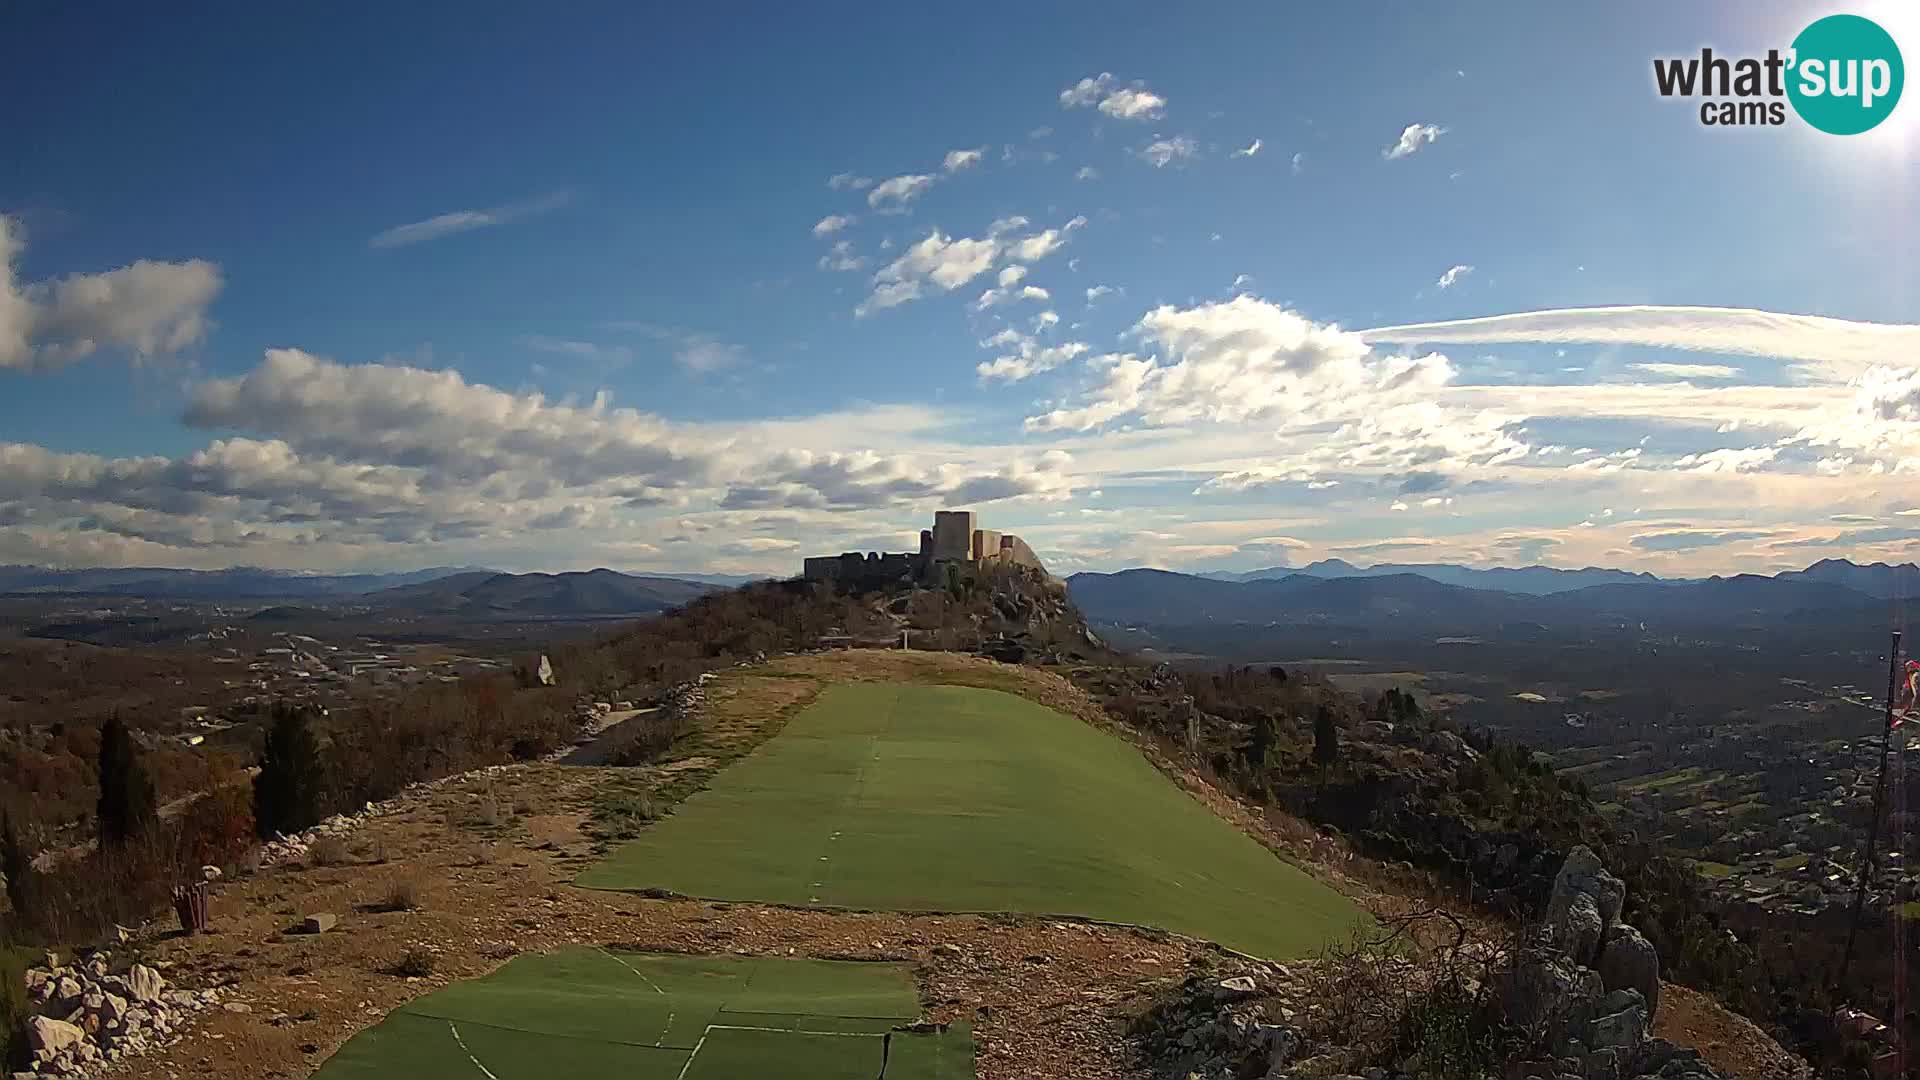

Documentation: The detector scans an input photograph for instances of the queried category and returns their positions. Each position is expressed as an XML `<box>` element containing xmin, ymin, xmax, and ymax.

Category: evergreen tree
<box><xmin>254</xmin><ymin>705</ymin><xmax>329</xmax><ymax>838</ymax></box>
<box><xmin>96</xmin><ymin>715</ymin><xmax>158</xmax><ymax>846</ymax></box>
<box><xmin>1247</xmin><ymin>713</ymin><xmax>1279</xmax><ymax>769</ymax></box>
<box><xmin>1</xmin><ymin>811</ymin><xmax>31</xmax><ymax>918</ymax></box>
<box><xmin>1313</xmin><ymin>704</ymin><xmax>1339</xmax><ymax>767</ymax></box>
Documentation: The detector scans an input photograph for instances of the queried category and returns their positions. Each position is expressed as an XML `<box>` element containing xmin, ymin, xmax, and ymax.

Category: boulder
<box><xmin>1586</xmin><ymin>997</ymin><xmax>1646</xmax><ymax>1058</ymax></box>
<box><xmin>1546</xmin><ymin>846</ymin><xmax>1624</xmax><ymax>954</ymax></box>
<box><xmin>1596</xmin><ymin>924</ymin><xmax>1661</xmax><ymax>1021</ymax></box>
<box><xmin>125</xmin><ymin>963</ymin><xmax>165</xmax><ymax>1004</ymax></box>
<box><xmin>301</xmin><ymin>912</ymin><xmax>338</xmax><ymax>934</ymax></box>
<box><xmin>1551</xmin><ymin>891</ymin><xmax>1604</xmax><ymax>964</ymax></box>
<box><xmin>27</xmin><ymin>1016</ymin><xmax>85</xmax><ymax>1061</ymax></box>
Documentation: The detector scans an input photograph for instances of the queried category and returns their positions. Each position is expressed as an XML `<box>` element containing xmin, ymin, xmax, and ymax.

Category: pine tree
<box><xmin>254</xmin><ymin>705</ymin><xmax>329</xmax><ymax>838</ymax></box>
<box><xmin>1313</xmin><ymin>704</ymin><xmax>1339</xmax><ymax>767</ymax></box>
<box><xmin>97</xmin><ymin>715</ymin><xmax>158</xmax><ymax>846</ymax></box>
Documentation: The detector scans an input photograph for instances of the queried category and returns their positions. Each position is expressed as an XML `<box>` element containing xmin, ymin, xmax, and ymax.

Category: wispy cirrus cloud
<box><xmin>369</xmin><ymin>190</ymin><xmax>572</xmax><ymax>249</ymax></box>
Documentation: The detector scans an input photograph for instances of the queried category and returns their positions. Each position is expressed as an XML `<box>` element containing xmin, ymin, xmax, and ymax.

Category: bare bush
<box><xmin>306</xmin><ymin>835</ymin><xmax>350</xmax><ymax>867</ymax></box>
<box><xmin>377</xmin><ymin>874</ymin><xmax>425</xmax><ymax>913</ymax></box>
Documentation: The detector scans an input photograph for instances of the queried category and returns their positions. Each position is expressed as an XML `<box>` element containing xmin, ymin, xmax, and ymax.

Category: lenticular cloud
<box><xmin>1358</xmin><ymin>306</ymin><xmax>1920</xmax><ymax>377</ymax></box>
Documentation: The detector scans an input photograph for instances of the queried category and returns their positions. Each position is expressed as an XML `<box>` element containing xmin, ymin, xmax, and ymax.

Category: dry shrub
<box><xmin>385</xmin><ymin>946</ymin><xmax>436</xmax><ymax>977</ymax></box>
<box><xmin>378</xmin><ymin>873</ymin><xmax>425</xmax><ymax>912</ymax></box>
<box><xmin>362</xmin><ymin>836</ymin><xmax>390</xmax><ymax>865</ymax></box>
<box><xmin>511</xmin><ymin>795</ymin><xmax>534</xmax><ymax>816</ymax></box>
<box><xmin>306</xmin><ymin>835</ymin><xmax>351</xmax><ymax>868</ymax></box>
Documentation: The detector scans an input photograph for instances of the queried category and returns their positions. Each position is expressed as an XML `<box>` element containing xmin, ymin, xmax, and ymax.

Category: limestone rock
<box><xmin>1546</xmin><ymin>846</ymin><xmax>1624</xmax><ymax>960</ymax></box>
<box><xmin>1552</xmin><ymin>891</ymin><xmax>1604</xmax><ymax>965</ymax></box>
<box><xmin>125</xmin><ymin>963</ymin><xmax>165</xmax><ymax>1004</ymax></box>
<box><xmin>1597</xmin><ymin>924</ymin><xmax>1661</xmax><ymax>1021</ymax></box>
<box><xmin>28</xmin><ymin>1015</ymin><xmax>85</xmax><ymax>1060</ymax></box>
<box><xmin>301</xmin><ymin>912</ymin><xmax>338</xmax><ymax>934</ymax></box>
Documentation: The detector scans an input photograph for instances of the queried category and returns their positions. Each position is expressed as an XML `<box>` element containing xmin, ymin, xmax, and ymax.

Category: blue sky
<box><xmin>3</xmin><ymin>1</ymin><xmax>1920</xmax><ymax>575</ymax></box>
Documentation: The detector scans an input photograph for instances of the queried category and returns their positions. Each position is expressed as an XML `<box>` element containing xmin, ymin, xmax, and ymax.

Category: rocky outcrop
<box><xmin>1504</xmin><ymin>845</ymin><xmax>1719</xmax><ymax>1080</ymax></box>
<box><xmin>18</xmin><ymin>953</ymin><xmax>224</xmax><ymax>1076</ymax></box>
<box><xmin>1131</xmin><ymin>970</ymin><xmax>1307</xmax><ymax>1080</ymax></box>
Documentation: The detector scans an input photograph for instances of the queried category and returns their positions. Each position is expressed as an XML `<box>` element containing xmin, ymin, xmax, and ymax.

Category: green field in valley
<box><xmin>578</xmin><ymin>682</ymin><xmax>1365</xmax><ymax>959</ymax></box>
<box><xmin>313</xmin><ymin>948</ymin><xmax>972</xmax><ymax>1079</ymax></box>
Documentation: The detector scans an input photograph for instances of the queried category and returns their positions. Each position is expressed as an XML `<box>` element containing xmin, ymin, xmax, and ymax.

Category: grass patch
<box><xmin>578</xmin><ymin>682</ymin><xmax>1365</xmax><ymax>959</ymax></box>
<box><xmin>1693</xmin><ymin>860</ymin><xmax>1737</xmax><ymax>880</ymax></box>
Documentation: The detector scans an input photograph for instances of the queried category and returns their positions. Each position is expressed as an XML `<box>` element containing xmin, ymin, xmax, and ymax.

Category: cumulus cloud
<box><xmin>1670</xmin><ymin>446</ymin><xmax>1778</xmax><ymax>473</ymax></box>
<box><xmin>977</xmin><ymin>339</ymin><xmax>1089</xmax><ymax>383</ymax></box>
<box><xmin>1075</xmin><ymin>166</ymin><xmax>1100</xmax><ymax>181</ymax></box>
<box><xmin>867</xmin><ymin>174</ymin><xmax>937</xmax><ymax>212</ymax></box>
<box><xmin>1232</xmin><ymin>138</ymin><xmax>1262</xmax><ymax>158</ymax></box>
<box><xmin>943</xmin><ymin>147</ymin><xmax>985</xmax><ymax>172</ymax></box>
<box><xmin>1026</xmin><ymin>296</ymin><xmax>1453</xmax><ymax>432</ymax></box>
<box><xmin>812</xmin><ymin>214</ymin><xmax>856</xmax><ymax>236</ymax></box>
<box><xmin>1137</xmin><ymin>135</ymin><xmax>1198</xmax><ymax>168</ymax></box>
<box><xmin>369</xmin><ymin>190</ymin><xmax>570</xmax><ymax>248</ymax></box>
<box><xmin>1291</xmin><ymin>152</ymin><xmax>1306</xmax><ymax>174</ymax></box>
<box><xmin>1383</xmin><ymin>123</ymin><xmax>1446</xmax><ymax>160</ymax></box>
<box><xmin>856</xmin><ymin>216</ymin><xmax>1083</xmax><ymax>316</ymax></box>
<box><xmin>827</xmin><ymin>173</ymin><xmax>874</xmax><ymax>190</ymax></box>
<box><xmin>1358</xmin><ymin>306</ymin><xmax>1920</xmax><ymax>378</ymax></box>
<box><xmin>1059</xmin><ymin>73</ymin><xmax>1167</xmax><ymax>120</ymax></box>
<box><xmin>1435</xmin><ymin>264</ymin><xmax>1473</xmax><ymax>289</ymax></box>
<box><xmin>0</xmin><ymin>216</ymin><xmax>223</xmax><ymax>371</ymax></box>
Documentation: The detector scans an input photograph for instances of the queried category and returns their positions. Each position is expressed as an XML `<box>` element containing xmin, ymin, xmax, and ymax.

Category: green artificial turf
<box><xmin>312</xmin><ymin>948</ymin><xmax>970</xmax><ymax>1079</ymax></box>
<box><xmin>578</xmin><ymin>682</ymin><xmax>1365</xmax><ymax>959</ymax></box>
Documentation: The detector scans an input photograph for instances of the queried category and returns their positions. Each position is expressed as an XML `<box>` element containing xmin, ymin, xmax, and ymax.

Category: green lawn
<box><xmin>313</xmin><ymin>948</ymin><xmax>972</xmax><ymax>1080</ymax></box>
<box><xmin>578</xmin><ymin>682</ymin><xmax>1365</xmax><ymax>959</ymax></box>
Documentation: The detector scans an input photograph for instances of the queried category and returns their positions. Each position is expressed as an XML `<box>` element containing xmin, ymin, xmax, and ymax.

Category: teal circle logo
<box><xmin>1787</xmin><ymin>14</ymin><xmax>1904</xmax><ymax>135</ymax></box>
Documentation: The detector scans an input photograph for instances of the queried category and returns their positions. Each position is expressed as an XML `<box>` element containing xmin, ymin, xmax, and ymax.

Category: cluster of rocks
<box><xmin>17</xmin><ymin>953</ymin><xmax>223</xmax><ymax>1077</ymax></box>
<box><xmin>1131</xmin><ymin>969</ymin><xmax>1307</xmax><ymax>1080</ymax></box>
<box><xmin>258</xmin><ymin>762</ymin><xmax>520</xmax><ymax>867</ymax></box>
<box><xmin>1502</xmin><ymin>846</ymin><xmax>1726</xmax><ymax>1080</ymax></box>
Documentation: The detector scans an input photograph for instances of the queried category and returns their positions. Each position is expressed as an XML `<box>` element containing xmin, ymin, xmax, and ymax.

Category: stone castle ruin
<box><xmin>801</xmin><ymin>510</ymin><xmax>1044</xmax><ymax>586</ymax></box>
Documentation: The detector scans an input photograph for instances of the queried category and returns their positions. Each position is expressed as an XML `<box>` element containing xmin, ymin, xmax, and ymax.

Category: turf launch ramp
<box><xmin>578</xmin><ymin>682</ymin><xmax>1365</xmax><ymax>959</ymax></box>
<box><xmin>312</xmin><ymin>947</ymin><xmax>972</xmax><ymax>1079</ymax></box>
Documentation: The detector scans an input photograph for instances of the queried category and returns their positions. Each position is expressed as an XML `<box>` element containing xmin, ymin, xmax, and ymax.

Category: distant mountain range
<box><xmin>1069</xmin><ymin>560</ymin><xmax>1898</xmax><ymax>636</ymax></box>
<box><xmin>0</xmin><ymin>563</ymin><xmax>755</xmax><ymax>614</ymax></box>
<box><xmin>365</xmin><ymin>568</ymin><xmax>716</xmax><ymax>617</ymax></box>
<box><xmin>1197</xmin><ymin>558</ymin><xmax>1671</xmax><ymax>596</ymax></box>
<box><xmin>0</xmin><ymin>565</ymin><xmax>497</xmax><ymax>599</ymax></box>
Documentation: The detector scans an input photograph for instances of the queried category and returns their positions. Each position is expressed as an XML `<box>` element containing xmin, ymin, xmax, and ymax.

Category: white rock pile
<box><xmin>257</xmin><ymin>762</ymin><xmax>521</xmax><ymax>867</ymax></box>
<box><xmin>18</xmin><ymin>954</ymin><xmax>222</xmax><ymax>1077</ymax></box>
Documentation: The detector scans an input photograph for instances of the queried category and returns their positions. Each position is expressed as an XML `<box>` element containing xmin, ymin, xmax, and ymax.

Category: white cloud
<box><xmin>369</xmin><ymin>190</ymin><xmax>570</xmax><ymax>248</ymax></box>
<box><xmin>1290</xmin><ymin>152</ymin><xmax>1306</xmax><ymax>174</ymax></box>
<box><xmin>867</xmin><ymin>174</ymin><xmax>937</xmax><ymax>212</ymax></box>
<box><xmin>675</xmin><ymin>340</ymin><xmax>746</xmax><ymax>374</ymax></box>
<box><xmin>1137</xmin><ymin>135</ymin><xmax>1198</xmax><ymax>168</ymax></box>
<box><xmin>1631</xmin><ymin>362</ymin><xmax>1740</xmax><ymax>380</ymax></box>
<box><xmin>1075</xmin><ymin>166</ymin><xmax>1101</xmax><ymax>181</ymax></box>
<box><xmin>1358</xmin><ymin>306</ymin><xmax>1920</xmax><ymax>379</ymax></box>
<box><xmin>1670</xmin><ymin>447</ymin><xmax>1778</xmax><ymax>473</ymax></box>
<box><xmin>1025</xmin><ymin>296</ymin><xmax>1455</xmax><ymax>433</ymax></box>
<box><xmin>977</xmin><ymin>340</ymin><xmax>1090</xmax><ymax>383</ymax></box>
<box><xmin>972</xmin><ymin>283</ymin><xmax>1050</xmax><ymax>311</ymax></box>
<box><xmin>997</xmin><ymin>265</ymin><xmax>1027</xmax><ymax>288</ymax></box>
<box><xmin>857</xmin><ymin>217</ymin><xmax>1082</xmax><ymax>316</ymax></box>
<box><xmin>1085</xmin><ymin>285</ymin><xmax>1115</xmax><ymax>303</ymax></box>
<box><xmin>817</xmin><ymin>239</ymin><xmax>868</xmax><ymax>272</ymax></box>
<box><xmin>1059</xmin><ymin>73</ymin><xmax>1167</xmax><ymax>120</ymax></box>
<box><xmin>1232</xmin><ymin>138</ymin><xmax>1262</xmax><ymax>158</ymax></box>
<box><xmin>827</xmin><ymin>173</ymin><xmax>874</xmax><ymax>191</ymax></box>
<box><xmin>0</xmin><ymin>215</ymin><xmax>223</xmax><ymax>371</ymax></box>
<box><xmin>1435</xmin><ymin>264</ymin><xmax>1473</xmax><ymax>289</ymax></box>
<box><xmin>1383</xmin><ymin>123</ymin><xmax>1447</xmax><ymax>160</ymax></box>
<box><xmin>943</xmin><ymin>147</ymin><xmax>985</xmax><ymax>172</ymax></box>
<box><xmin>520</xmin><ymin>336</ymin><xmax>634</xmax><ymax>366</ymax></box>
<box><xmin>812</xmin><ymin>214</ymin><xmax>856</xmax><ymax>237</ymax></box>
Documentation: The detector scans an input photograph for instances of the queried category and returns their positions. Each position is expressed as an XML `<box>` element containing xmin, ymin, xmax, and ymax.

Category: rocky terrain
<box><xmin>17</xmin><ymin>953</ymin><xmax>226</xmax><ymax>1077</ymax></box>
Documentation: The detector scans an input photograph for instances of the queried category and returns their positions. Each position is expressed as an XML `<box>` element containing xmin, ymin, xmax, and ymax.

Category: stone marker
<box><xmin>301</xmin><ymin>913</ymin><xmax>338</xmax><ymax>934</ymax></box>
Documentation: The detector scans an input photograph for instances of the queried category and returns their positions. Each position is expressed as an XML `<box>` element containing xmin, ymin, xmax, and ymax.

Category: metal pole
<box><xmin>1837</xmin><ymin>629</ymin><xmax>1901</xmax><ymax>997</ymax></box>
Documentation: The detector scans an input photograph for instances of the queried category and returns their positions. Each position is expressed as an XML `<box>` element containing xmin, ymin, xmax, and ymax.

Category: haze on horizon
<box><xmin>3</xmin><ymin>2</ymin><xmax>1919</xmax><ymax>580</ymax></box>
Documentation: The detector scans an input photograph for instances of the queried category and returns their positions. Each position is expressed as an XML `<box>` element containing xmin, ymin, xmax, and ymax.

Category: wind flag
<box><xmin>1894</xmin><ymin>659</ymin><xmax>1920</xmax><ymax>728</ymax></box>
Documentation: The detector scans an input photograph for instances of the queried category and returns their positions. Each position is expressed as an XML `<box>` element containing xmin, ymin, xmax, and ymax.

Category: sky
<box><xmin>4</xmin><ymin>1</ymin><xmax>1920</xmax><ymax>578</ymax></box>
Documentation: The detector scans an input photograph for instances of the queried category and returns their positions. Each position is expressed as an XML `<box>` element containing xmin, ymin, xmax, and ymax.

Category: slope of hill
<box><xmin>1775</xmin><ymin>556</ymin><xmax>1920</xmax><ymax>599</ymax></box>
<box><xmin>367</xmin><ymin>567</ymin><xmax>716</xmax><ymax>616</ymax></box>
